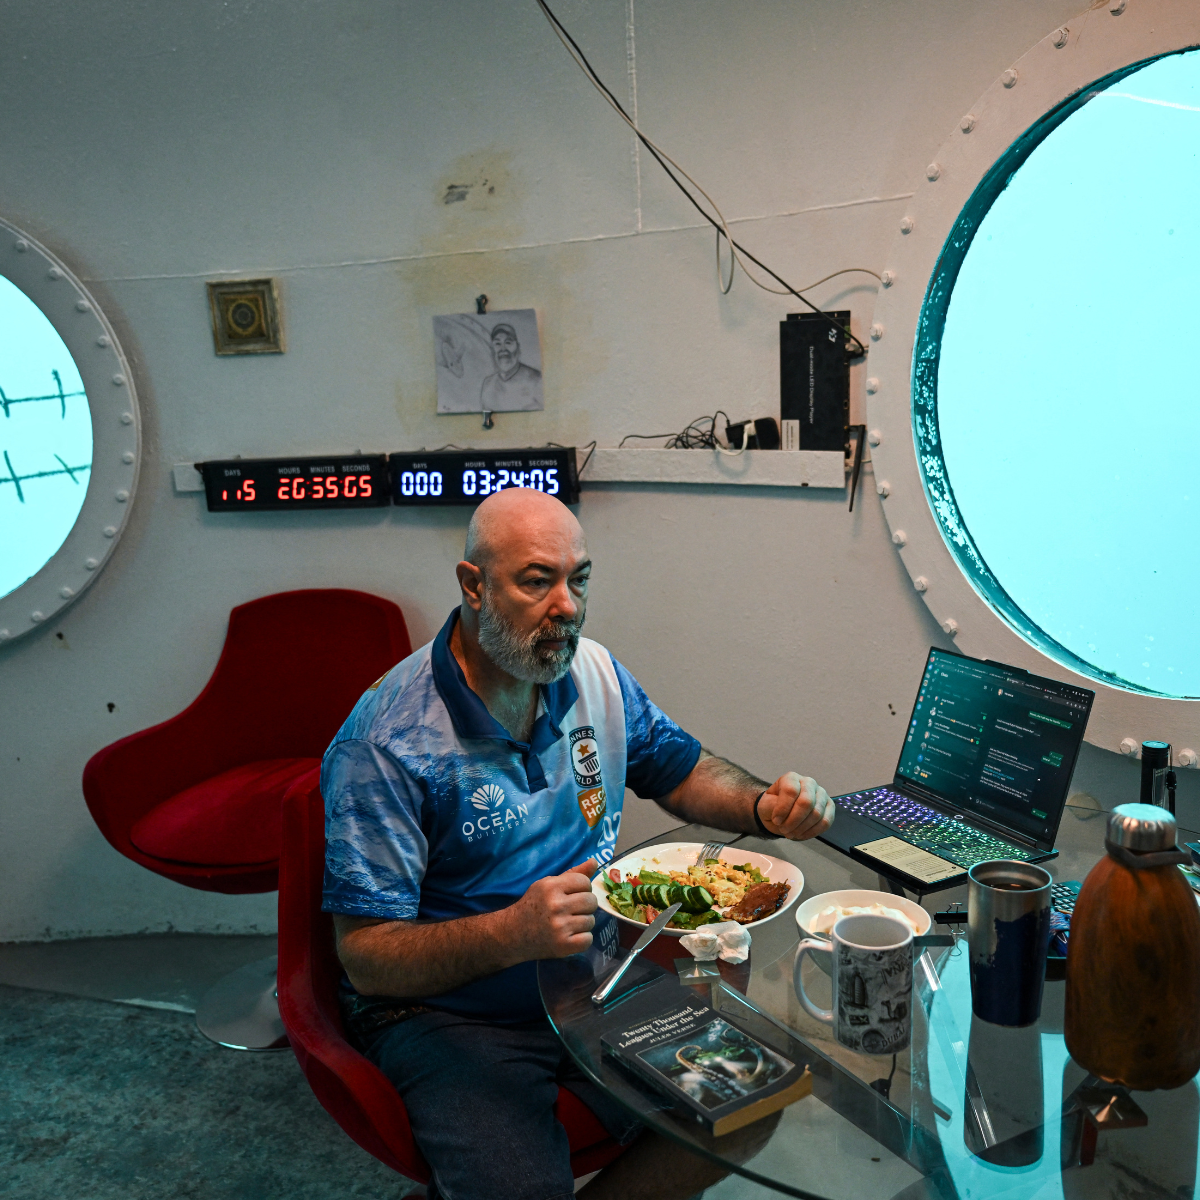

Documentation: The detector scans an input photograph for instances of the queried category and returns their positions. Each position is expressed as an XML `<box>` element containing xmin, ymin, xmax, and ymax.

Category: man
<box><xmin>479</xmin><ymin>322</ymin><xmax>542</xmax><ymax>411</ymax></box>
<box><xmin>322</xmin><ymin>487</ymin><xmax>834</xmax><ymax>1200</ymax></box>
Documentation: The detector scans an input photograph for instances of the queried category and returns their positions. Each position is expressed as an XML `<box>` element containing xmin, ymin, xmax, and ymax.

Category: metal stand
<box><xmin>195</xmin><ymin>954</ymin><xmax>288</xmax><ymax>1051</ymax></box>
<box><xmin>1062</xmin><ymin>1078</ymin><xmax>1148</xmax><ymax>1167</ymax></box>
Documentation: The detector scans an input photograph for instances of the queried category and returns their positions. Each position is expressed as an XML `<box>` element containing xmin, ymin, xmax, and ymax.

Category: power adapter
<box><xmin>724</xmin><ymin>417</ymin><xmax>780</xmax><ymax>451</ymax></box>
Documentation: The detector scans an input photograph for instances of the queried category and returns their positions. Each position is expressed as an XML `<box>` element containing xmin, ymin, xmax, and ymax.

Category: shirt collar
<box><xmin>430</xmin><ymin>609</ymin><xmax>579</xmax><ymax>747</ymax></box>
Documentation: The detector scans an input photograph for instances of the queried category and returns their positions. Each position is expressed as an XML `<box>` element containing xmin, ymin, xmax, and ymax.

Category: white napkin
<box><xmin>679</xmin><ymin>921</ymin><xmax>751</xmax><ymax>964</ymax></box>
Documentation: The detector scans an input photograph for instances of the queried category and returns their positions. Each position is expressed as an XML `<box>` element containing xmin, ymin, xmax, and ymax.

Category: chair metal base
<box><xmin>195</xmin><ymin>954</ymin><xmax>288</xmax><ymax>1051</ymax></box>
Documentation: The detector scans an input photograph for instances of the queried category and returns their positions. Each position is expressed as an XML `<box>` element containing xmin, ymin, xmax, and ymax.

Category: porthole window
<box><xmin>0</xmin><ymin>220</ymin><xmax>140</xmax><ymax>643</ymax></box>
<box><xmin>915</xmin><ymin>48</ymin><xmax>1200</xmax><ymax>700</ymax></box>
<box><xmin>0</xmin><ymin>277</ymin><xmax>94</xmax><ymax>599</ymax></box>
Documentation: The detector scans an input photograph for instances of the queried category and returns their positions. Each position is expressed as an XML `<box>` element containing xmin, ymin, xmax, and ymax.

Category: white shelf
<box><xmin>580</xmin><ymin>448</ymin><xmax>846</xmax><ymax>490</ymax></box>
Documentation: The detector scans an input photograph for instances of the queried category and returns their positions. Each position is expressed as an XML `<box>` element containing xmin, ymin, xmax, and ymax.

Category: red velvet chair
<box><xmin>82</xmin><ymin>588</ymin><xmax>412</xmax><ymax>1045</ymax></box>
<box><xmin>278</xmin><ymin>772</ymin><xmax>627</xmax><ymax>1185</ymax></box>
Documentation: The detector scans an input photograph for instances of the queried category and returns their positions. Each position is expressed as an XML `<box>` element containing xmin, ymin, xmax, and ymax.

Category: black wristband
<box><xmin>753</xmin><ymin>790</ymin><xmax>780</xmax><ymax>839</ymax></box>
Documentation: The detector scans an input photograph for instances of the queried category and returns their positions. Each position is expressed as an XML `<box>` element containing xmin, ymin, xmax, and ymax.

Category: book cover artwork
<box><xmin>637</xmin><ymin>1015</ymin><xmax>792</xmax><ymax>1111</ymax></box>
<box><xmin>604</xmin><ymin>1000</ymin><xmax>810</xmax><ymax>1134</ymax></box>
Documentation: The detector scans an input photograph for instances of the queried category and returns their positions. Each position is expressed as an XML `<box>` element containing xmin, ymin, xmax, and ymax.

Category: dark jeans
<box><xmin>362</xmin><ymin>1009</ymin><xmax>643</xmax><ymax>1200</ymax></box>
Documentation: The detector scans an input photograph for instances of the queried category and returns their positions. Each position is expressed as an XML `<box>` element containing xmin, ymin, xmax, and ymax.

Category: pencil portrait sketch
<box><xmin>433</xmin><ymin>308</ymin><xmax>543</xmax><ymax>414</ymax></box>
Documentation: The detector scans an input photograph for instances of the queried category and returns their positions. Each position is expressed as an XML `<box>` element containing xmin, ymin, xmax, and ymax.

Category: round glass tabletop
<box><xmin>540</xmin><ymin>822</ymin><xmax>1200</xmax><ymax>1199</ymax></box>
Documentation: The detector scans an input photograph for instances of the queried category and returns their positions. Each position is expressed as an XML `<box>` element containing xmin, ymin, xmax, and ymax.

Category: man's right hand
<box><xmin>503</xmin><ymin>858</ymin><xmax>599</xmax><ymax>959</ymax></box>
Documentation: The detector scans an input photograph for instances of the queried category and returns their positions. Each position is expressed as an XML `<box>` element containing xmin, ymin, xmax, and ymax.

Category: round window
<box><xmin>0</xmin><ymin>276</ymin><xmax>94</xmax><ymax>598</ymax></box>
<box><xmin>916</xmin><ymin>48</ymin><xmax>1200</xmax><ymax>700</ymax></box>
<box><xmin>0</xmin><ymin>219</ymin><xmax>140</xmax><ymax>643</ymax></box>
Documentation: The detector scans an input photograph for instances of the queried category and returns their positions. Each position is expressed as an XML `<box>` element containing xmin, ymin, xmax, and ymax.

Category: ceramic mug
<box><xmin>793</xmin><ymin>914</ymin><xmax>913</xmax><ymax>1055</ymax></box>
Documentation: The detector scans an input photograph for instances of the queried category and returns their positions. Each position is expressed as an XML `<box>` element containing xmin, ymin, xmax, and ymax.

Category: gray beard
<box><xmin>477</xmin><ymin>594</ymin><xmax>583</xmax><ymax>685</ymax></box>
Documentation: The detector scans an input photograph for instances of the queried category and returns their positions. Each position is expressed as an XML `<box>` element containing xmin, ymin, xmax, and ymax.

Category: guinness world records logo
<box><xmin>569</xmin><ymin>725</ymin><xmax>606</xmax><ymax>829</ymax></box>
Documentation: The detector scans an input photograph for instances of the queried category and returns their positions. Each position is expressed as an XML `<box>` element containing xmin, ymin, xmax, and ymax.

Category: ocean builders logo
<box><xmin>569</xmin><ymin>726</ymin><xmax>606</xmax><ymax>829</ymax></box>
<box><xmin>461</xmin><ymin>782</ymin><xmax>530</xmax><ymax>843</ymax></box>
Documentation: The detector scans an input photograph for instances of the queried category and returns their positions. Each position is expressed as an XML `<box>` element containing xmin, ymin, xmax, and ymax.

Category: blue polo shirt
<box><xmin>321</xmin><ymin>609</ymin><xmax>702</xmax><ymax>1021</ymax></box>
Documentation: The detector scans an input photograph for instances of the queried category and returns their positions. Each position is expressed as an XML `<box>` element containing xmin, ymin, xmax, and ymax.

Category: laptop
<box><xmin>819</xmin><ymin>647</ymin><xmax>1095</xmax><ymax>894</ymax></box>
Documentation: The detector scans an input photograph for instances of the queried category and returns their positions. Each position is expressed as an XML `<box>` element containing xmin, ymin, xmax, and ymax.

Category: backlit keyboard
<box><xmin>1051</xmin><ymin>881</ymin><xmax>1081</xmax><ymax>915</ymax></box>
<box><xmin>838</xmin><ymin>787</ymin><xmax>1037</xmax><ymax>869</ymax></box>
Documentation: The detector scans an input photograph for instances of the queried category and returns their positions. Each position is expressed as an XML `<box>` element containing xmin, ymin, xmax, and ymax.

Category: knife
<box><xmin>591</xmin><ymin>902</ymin><xmax>682</xmax><ymax>1005</ymax></box>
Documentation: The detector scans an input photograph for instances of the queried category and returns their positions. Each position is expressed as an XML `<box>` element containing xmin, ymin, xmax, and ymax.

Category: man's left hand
<box><xmin>757</xmin><ymin>773</ymin><xmax>834</xmax><ymax>840</ymax></box>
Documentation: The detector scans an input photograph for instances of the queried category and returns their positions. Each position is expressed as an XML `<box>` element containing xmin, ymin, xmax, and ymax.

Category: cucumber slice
<box><xmin>683</xmin><ymin>885</ymin><xmax>714</xmax><ymax>912</ymax></box>
<box><xmin>655</xmin><ymin>884</ymin><xmax>672</xmax><ymax>909</ymax></box>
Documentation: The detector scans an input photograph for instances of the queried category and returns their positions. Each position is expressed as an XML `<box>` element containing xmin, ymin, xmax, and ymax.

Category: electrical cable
<box><xmin>619</xmin><ymin>411</ymin><xmax>749</xmax><ymax>454</ymax></box>
<box><xmin>534</xmin><ymin>0</ymin><xmax>871</xmax><ymax>357</ymax></box>
<box><xmin>715</xmin><ymin>228</ymin><xmax>734</xmax><ymax>295</ymax></box>
<box><xmin>870</xmin><ymin>1053</ymin><xmax>899</xmax><ymax>1100</ymax></box>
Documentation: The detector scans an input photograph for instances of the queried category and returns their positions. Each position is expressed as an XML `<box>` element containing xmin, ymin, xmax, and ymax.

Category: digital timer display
<box><xmin>199</xmin><ymin>455</ymin><xmax>391</xmax><ymax>511</ymax></box>
<box><xmin>389</xmin><ymin>448</ymin><xmax>579</xmax><ymax>506</ymax></box>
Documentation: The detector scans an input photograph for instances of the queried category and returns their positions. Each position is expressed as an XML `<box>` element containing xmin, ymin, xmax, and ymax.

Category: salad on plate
<box><xmin>599</xmin><ymin>856</ymin><xmax>791</xmax><ymax>930</ymax></box>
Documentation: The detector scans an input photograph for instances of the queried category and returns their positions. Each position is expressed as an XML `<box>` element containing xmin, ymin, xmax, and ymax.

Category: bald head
<box><xmin>464</xmin><ymin>488</ymin><xmax>584</xmax><ymax>576</ymax></box>
<box><xmin>456</xmin><ymin>489</ymin><xmax>590</xmax><ymax>685</ymax></box>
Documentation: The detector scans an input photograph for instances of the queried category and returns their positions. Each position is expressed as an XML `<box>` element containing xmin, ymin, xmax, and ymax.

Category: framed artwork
<box><xmin>433</xmin><ymin>308</ymin><xmax>542</xmax><ymax>414</ymax></box>
<box><xmin>207</xmin><ymin>278</ymin><xmax>284</xmax><ymax>355</ymax></box>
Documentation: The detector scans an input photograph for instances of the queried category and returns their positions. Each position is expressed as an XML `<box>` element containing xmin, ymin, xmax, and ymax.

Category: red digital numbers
<box><xmin>226</xmin><ymin>479</ymin><xmax>258</xmax><ymax>502</ymax></box>
<box><xmin>271</xmin><ymin>473</ymin><xmax>373</xmax><ymax>501</ymax></box>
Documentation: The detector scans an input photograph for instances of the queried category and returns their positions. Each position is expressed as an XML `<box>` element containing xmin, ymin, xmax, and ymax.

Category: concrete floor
<box><xmin>0</xmin><ymin>932</ymin><xmax>277</xmax><ymax>1014</ymax></box>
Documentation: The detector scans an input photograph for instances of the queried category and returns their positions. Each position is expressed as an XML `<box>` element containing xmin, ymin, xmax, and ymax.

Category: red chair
<box><xmin>278</xmin><ymin>772</ymin><xmax>627</xmax><ymax>1185</ymax></box>
<box><xmin>82</xmin><ymin>588</ymin><xmax>411</xmax><ymax>1045</ymax></box>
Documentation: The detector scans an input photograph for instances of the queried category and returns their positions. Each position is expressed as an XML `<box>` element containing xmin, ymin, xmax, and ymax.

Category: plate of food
<box><xmin>794</xmin><ymin>889</ymin><xmax>931</xmax><ymax>975</ymax></box>
<box><xmin>593</xmin><ymin>842</ymin><xmax>804</xmax><ymax>936</ymax></box>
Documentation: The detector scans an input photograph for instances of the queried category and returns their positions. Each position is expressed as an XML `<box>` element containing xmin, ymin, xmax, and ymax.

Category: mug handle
<box><xmin>793</xmin><ymin>937</ymin><xmax>835</xmax><ymax>1025</ymax></box>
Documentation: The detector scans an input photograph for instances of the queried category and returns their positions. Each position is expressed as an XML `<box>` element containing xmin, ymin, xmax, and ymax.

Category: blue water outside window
<box><xmin>0</xmin><ymin>275</ymin><xmax>93</xmax><ymax>600</ymax></box>
<box><xmin>916</xmin><ymin>49</ymin><xmax>1200</xmax><ymax>699</ymax></box>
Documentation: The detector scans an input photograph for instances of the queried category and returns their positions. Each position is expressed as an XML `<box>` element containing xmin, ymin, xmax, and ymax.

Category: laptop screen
<box><xmin>895</xmin><ymin>649</ymin><xmax>1094</xmax><ymax>847</ymax></box>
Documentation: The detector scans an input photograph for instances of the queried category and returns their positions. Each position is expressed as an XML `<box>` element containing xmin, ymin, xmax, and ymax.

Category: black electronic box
<box><xmin>389</xmin><ymin>447</ymin><xmax>579</xmax><ymax>507</ymax></box>
<box><xmin>199</xmin><ymin>455</ymin><xmax>391</xmax><ymax>511</ymax></box>
<box><xmin>779</xmin><ymin>310</ymin><xmax>851</xmax><ymax>454</ymax></box>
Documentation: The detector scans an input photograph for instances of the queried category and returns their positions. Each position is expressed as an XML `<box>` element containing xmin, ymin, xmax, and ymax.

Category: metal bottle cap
<box><xmin>1142</xmin><ymin>741</ymin><xmax>1170</xmax><ymax>769</ymax></box>
<box><xmin>1107</xmin><ymin>803</ymin><xmax>1177</xmax><ymax>851</ymax></box>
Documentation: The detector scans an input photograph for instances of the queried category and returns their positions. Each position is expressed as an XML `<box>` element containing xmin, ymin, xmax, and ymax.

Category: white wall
<box><xmin>6</xmin><ymin>0</ymin><xmax>1170</xmax><ymax>942</ymax></box>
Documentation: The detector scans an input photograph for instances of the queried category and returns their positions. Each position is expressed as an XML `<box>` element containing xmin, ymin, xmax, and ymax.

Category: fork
<box><xmin>695</xmin><ymin>839</ymin><xmax>727</xmax><ymax>866</ymax></box>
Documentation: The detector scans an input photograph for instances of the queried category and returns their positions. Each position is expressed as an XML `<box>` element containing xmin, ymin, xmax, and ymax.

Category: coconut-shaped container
<box><xmin>1065</xmin><ymin>803</ymin><xmax>1200</xmax><ymax>1090</ymax></box>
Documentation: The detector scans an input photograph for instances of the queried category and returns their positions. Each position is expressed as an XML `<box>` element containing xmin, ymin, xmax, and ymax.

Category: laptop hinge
<box><xmin>892</xmin><ymin>777</ymin><xmax>1043</xmax><ymax>851</ymax></box>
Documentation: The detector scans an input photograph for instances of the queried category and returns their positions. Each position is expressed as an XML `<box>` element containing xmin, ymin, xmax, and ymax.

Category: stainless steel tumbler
<box><xmin>967</xmin><ymin>859</ymin><xmax>1052</xmax><ymax>1027</ymax></box>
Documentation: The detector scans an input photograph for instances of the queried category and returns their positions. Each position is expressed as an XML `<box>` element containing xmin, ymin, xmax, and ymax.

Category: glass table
<box><xmin>539</xmin><ymin>822</ymin><xmax>1200</xmax><ymax>1200</ymax></box>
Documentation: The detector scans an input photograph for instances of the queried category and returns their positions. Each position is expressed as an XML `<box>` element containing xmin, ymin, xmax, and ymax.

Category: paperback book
<box><xmin>601</xmin><ymin>998</ymin><xmax>812</xmax><ymax>1136</ymax></box>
